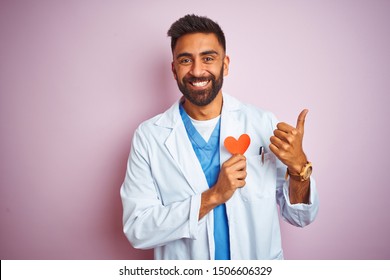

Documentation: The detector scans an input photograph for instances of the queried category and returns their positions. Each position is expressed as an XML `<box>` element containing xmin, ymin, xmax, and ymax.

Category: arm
<box><xmin>269</xmin><ymin>110</ymin><xmax>319</xmax><ymax>226</ymax></box>
<box><xmin>120</xmin><ymin>129</ymin><xmax>201</xmax><ymax>249</ymax></box>
<box><xmin>288</xmin><ymin>176</ymin><xmax>310</xmax><ymax>204</ymax></box>
<box><xmin>269</xmin><ymin>109</ymin><xmax>311</xmax><ymax>204</ymax></box>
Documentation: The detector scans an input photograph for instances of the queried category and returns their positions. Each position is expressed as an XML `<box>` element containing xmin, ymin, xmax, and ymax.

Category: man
<box><xmin>120</xmin><ymin>14</ymin><xmax>319</xmax><ymax>260</ymax></box>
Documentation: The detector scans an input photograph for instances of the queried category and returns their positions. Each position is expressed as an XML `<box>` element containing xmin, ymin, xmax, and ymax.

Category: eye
<box><xmin>179</xmin><ymin>58</ymin><xmax>192</xmax><ymax>65</ymax></box>
<box><xmin>203</xmin><ymin>57</ymin><xmax>214</xmax><ymax>63</ymax></box>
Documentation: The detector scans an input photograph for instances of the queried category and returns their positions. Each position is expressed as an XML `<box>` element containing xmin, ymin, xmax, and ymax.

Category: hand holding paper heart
<box><xmin>202</xmin><ymin>134</ymin><xmax>250</xmax><ymax>208</ymax></box>
<box><xmin>199</xmin><ymin>153</ymin><xmax>247</xmax><ymax>220</ymax></box>
<box><xmin>269</xmin><ymin>109</ymin><xmax>308</xmax><ymax>174</ymax></box>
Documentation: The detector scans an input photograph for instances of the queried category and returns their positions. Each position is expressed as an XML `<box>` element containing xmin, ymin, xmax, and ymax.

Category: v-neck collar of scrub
<box><xmin>179</xmin><ymin>103</ymin><xmax>221</xmax><ymax>151</ymax></box>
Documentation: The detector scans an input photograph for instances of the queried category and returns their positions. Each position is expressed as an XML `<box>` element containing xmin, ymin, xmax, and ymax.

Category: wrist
<box><xmin>288</xmin><ymin>155</ymin><xmax>308</xmax><ymax>175</ymax></box>
<box><xmin>202</xmin><ymin>188</ymin><xmax>220</xmax><ymax>207</ymax></box>
<box><xmin>286</xmin><ymin>161</ymin><xmax>313</xmax><ymax>182</ymax></box>
<box><xmin>199</xmin><ymin>189</ymin><xmax>220</xmax><ymax>220</ymax></box>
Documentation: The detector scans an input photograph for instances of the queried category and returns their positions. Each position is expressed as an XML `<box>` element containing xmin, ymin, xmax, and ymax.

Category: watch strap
<box><xmin>285</xmin><ymin>162</ymin><xmax>312</xmax><ymax>182</ymax></box>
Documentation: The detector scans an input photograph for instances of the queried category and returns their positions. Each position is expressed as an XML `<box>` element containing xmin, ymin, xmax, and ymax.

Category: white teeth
<box><xmin>192</xmin><ymin>81</ymin><xmax>208</xmax><ymax>87</ymax></box>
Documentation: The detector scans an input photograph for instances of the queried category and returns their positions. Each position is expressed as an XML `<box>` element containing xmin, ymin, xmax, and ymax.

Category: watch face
<box><xmin>304</xmin><ymin>166</ymin><xmax>313</xmax><ymax>180</ymax></box>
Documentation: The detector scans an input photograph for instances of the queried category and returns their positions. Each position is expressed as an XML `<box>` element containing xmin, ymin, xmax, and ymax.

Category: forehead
<box><xmin>173</xmin><ymin>33</ymin><xmax>223</xmax><ymax>56</ymax></box>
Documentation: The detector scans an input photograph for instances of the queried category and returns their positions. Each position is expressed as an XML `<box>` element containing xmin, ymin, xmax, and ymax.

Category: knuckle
<box><xmin>286</xmin><ymin>135</ymin><xmax>294</xmax><ymax>143</ymax></box>
<box><xmin>227</xmin><ymin>173</ymin><xmax>234</xmax><ymax>181</ymax></box>
<box><xmin>284</xmin><ymin>147</ymin><xmax>291</xmax><ymax>154</ymax></box>
<box><xmin>278</xmin><ymin>151</ymin><xmax>286</xmax><ymax>158</ymax></box>
<box><xmin>224</xmin><ymin>165</ymin><xmax>231</xmax><ymax>172</ymax></box>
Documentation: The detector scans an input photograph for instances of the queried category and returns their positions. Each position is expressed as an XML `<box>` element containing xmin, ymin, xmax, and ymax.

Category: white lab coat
<box><xmin>121</xmin><ymin>93</ymin><xmax>319</xmax><ymax>260</ymax></box>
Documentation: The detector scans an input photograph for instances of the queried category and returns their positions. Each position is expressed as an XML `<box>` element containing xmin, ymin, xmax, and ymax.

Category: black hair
<box><xmin>167</xmin><ymin>14</ymin><xmax>226</xmax><ymax>53</ymax></box>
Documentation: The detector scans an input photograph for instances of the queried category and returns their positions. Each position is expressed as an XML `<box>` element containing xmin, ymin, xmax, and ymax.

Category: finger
<box><xmin>273</xmin><ymin>129</ymin><xmax>293</xmax><ymax>144</ymax></box>
<box><xmin>296</xmin><ymin>109</ymin><xmax>308</xmax><ymax>133</ymax></box>
<box><xmin>276</xmin><ymin>122</ymin><xmax>295</xmax><ymax>133</ymax></box>
<box><xmin>235</xmin><ymin>170</ymin><xmax>247</xmax><ymax>180</ymax></box>
<box><xmin>232</xmin><ymin>158</ymin><xmax>247</xmax><ymax>171</ymax></box>
<box><xmin>269</xmin><ymin>143</ymin><xmax>289</xmax><ymax>163</ymax></box>
<box><xmin>270</xmin><ymin>135</ymin><xmax>288</xmax><ymax>151</ymax></box>
<box><xmin>224</xmin><ymin>154</ymin><xmax>246</xmax><ymax>166</ymax></box>
<box><xmin>269</xmin><ymin>143</ymin><xmax>280</xmax><ymax>157</ymax></box>
<box><xmin>236</xmin><ymin>180</ymin><xmax>246</xmax><ymax>188</ymax></box>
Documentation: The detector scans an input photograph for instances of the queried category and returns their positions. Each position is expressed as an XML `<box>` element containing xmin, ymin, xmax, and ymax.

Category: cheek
<box><xmin>172</xmin><ymin>64</ymin><xmax>184</xmax><ymax>81</ymax></box>
<box><xmin>172</xmin><ymin>68</ymin><xmax>178</xmax><ymax>80</ymax></box>
<box><xmin>174</xmin><ymin>68</ymin><xmax>187</xmax><ymax>81</ymax></box>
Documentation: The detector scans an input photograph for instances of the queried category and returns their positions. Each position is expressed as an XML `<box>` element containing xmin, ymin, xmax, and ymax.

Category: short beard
<box><xmin>177</xmin><ymin>65</ymin><xmax>224</xmax><ymax>106</ymax></box>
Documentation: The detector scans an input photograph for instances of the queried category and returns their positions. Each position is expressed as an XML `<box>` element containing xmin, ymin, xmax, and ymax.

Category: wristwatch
<box><xmin>285</xmin><ymin>162</ymin><xmax>313</xmax><ymax>182</ymax></box>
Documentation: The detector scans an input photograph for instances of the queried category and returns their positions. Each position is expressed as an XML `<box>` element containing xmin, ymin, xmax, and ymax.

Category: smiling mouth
<box><xmin>190</xmin><ymin>80</ymin><xmax>210</xmax><ymax>88</ymax></box>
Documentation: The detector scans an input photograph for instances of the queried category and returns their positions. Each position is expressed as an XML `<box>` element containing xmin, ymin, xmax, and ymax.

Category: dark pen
<box><xmin>259</xmin><ymin>146</ymin><xmax>265</xmax><ymax>165</ymax></box>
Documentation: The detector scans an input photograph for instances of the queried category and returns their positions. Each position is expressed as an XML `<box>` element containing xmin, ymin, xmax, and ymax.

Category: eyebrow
<box><xmin>176</xmin><ymin>50</ymin><xmax>219</xmax><ymax>60</ymax></box>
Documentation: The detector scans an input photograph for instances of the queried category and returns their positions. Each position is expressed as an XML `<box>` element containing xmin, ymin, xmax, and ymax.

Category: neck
<box><xmin>182</xmin><ymin>92</ymin><xmax>223</xmax><ymax>120</ymax></box>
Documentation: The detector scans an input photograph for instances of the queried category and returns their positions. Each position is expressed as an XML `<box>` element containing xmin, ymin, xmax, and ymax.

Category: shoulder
<box><xmin>133</xmin><ymin>100</ymin><xmax>180</xmax><ymax>140</ymax></box>
<box><xmin>223</xmin><ymin>93</ymin><xmax>277</xmax><ymax>124</ymax></box>
<box><xmin>135</xmin><ymin>114</ymin><xmax>164</xmax><ymax>135</ymax></box>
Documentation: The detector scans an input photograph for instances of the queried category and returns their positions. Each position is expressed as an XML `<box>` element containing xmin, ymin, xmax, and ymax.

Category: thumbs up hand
<box><xmin>269</xmin><ymin>109</ymin><xmax>309</xmax><ymax>175</ymax></box>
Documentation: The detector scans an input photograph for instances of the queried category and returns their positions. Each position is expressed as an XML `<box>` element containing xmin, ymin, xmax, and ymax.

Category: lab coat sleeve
<box><xmin>276</xmin><ymin>160</ymin><xmax>319</xmax><ymax>227</ymax></box>
<box><xmin>120</xmin><ymin>128</ymin><xmax>202</xmax><ymax>249</ymax></box>
<box><xmin>270</xmin><ymin>114</ymin><xmax>319</xmax><ymax>227</ymax></box>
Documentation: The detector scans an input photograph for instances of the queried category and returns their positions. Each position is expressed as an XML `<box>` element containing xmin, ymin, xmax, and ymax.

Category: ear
<box><xmin>223</xmin><ymin>55</ymin><xmax>230</xmax><ymax>76</ymax></box>
<box><xmin>171</xmin><ymin>62</ymin><xmax>177</xmax><ymax>80</ymax></box>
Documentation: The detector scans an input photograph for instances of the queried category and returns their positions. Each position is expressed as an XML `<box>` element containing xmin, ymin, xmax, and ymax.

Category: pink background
<box><xmin>1</xmin><ymin>0</ymin><xmax>389</xmax><ymax>260</ymax></box>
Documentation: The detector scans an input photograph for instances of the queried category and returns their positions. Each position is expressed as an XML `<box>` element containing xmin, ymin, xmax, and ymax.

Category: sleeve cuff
<box><xmin>283</xmin><ymin>176</ymin><xmax>319</xmax><ymax>209</ymax></box>
<box><xmin>188</xmin><ymin>193</ymin><xmax>202</xmax><ymax>240</ymax></box>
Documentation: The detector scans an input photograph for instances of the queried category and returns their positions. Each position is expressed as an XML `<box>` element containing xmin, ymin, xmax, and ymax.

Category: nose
<box><xmin>189</xmin><ymin>58</ymin><xmax>205</xmax><ymax>77</ymax></box>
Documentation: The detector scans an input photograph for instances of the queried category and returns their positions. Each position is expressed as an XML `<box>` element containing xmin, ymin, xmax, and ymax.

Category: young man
<box><xmin>121</xmin><ymin>14</ymin><xmax>319</xmax><ymax>260</ymax></box>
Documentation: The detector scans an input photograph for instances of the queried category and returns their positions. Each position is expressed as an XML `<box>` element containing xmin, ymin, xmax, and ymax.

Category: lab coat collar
<box><xmin>154</xmin><ymin>93</ymin><xmax>242</xmax><ymax>129</ymax></box>
<box><xmin>152</xmin><ymin>93</ymin><xmax>243</xmax><ymax>195</ymax></box>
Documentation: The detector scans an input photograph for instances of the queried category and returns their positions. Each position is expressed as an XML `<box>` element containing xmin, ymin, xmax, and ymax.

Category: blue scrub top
<box><xmin>179</xmin><ymin>104</ymin><xmax>230</xmax><ymax>260</ymax></box>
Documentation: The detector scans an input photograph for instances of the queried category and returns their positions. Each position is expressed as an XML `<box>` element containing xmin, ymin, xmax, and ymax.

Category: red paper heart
<box><xmin>224</xmin><ymin>134</ymin><xmax>251</xmax><ymax>155</ymax></box>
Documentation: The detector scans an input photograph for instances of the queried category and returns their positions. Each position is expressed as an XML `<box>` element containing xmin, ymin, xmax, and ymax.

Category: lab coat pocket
<box><xmin>240</xmin><ymin>152</ymin><xmax>277</xmax><ymax>201</ymax></box>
